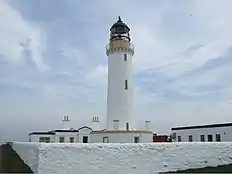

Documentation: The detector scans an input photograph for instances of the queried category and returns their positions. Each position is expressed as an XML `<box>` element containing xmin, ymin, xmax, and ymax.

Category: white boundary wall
<box><xmin>12</xmin><ymin>142</ymin><xmax>41</xmax><ymax>173</ymax></box>
<box><xmin>12</xmin><ymin>142</ymin><xmax>232</xmax><ymax>174</ymax></box>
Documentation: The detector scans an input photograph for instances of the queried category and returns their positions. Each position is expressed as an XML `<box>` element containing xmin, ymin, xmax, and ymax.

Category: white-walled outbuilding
<box><xmin>29</xmin><ymin>127</ymin><xmax>153</xmax><ymax>143</ymax></box>
<box><xmin>171</xmin><ymin>122</ymin><xmax>232</xmax><ymax>142</ymax></box>
<box><xmin>29</xmin><ymin>126</ymin><xmax>92</xmax><ymax>143</ymax></box>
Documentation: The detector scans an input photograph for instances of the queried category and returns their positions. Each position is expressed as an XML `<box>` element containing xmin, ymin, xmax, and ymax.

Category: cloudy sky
<box><xmin>1</xmin><ymin>0</ymin><xmax>232</xmax><ymax>143</ymax></box>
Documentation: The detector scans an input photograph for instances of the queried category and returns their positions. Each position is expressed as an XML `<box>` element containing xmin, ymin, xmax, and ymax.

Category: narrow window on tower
<box><xmin>124</xmin><ymin>53</ymin><xmax>127</xmax><ymax>61</ymax></box>
<box><xmin>126</xmin><ymin>122</ymin><xmax>129</xmax><ymax>130</ymax></box>
<box><xmin>125</xmin><ymin>80</ymin><xmax>128</xmax><ymax>90</ymax></box>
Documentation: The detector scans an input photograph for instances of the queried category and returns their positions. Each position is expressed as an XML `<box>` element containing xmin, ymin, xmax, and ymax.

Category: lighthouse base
<box><xmin>90</xmin><ymin>130</ymin><xmax>153</xmax><ymax>143</ymax></box>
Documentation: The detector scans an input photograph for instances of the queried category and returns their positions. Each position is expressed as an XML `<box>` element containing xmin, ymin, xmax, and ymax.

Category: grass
<box><xmin>167</xmin><ymin>164</ymin><xmax>232</xmax><ymax>173</ymax></box>
<box><xmin>0</xmin><ymin>143</ymin><xmax>33</xmax><ymax>173</ymax></box>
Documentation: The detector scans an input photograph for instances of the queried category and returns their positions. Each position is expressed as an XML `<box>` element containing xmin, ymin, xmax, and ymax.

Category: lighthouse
<box><xmin>106</xmin><ymin>17</ymin><xmax>135</xmax><ymax>131</ymax></box>
<box><xmin>28</xmin><ymin>17</ymin><xmax>153</xmax><ymax>144</ymax></box>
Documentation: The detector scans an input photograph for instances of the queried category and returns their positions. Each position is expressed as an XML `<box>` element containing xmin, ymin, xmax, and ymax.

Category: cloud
<box><xmin>0</xmin><ymin>77</ymin><xmax>34</xmax><ymax>89</ymax></box>
<box><xmin>60</xmin><ymin>44</ymin><xmax>89</xmax><ymax>70</ymax></box>
<box><xmin>2</xmin><ymin>0</ymin><xmax>232</xmax><ymax>143</ymax></box>
<box><xmin>0</xmin><ymin>0</ymin><xmax>48</xmax><ymax>71</ymax></box>
<box><xmin>86</xmin><ymin>65</ymin><xmax>108</xmax><ymax>87</ymax></box>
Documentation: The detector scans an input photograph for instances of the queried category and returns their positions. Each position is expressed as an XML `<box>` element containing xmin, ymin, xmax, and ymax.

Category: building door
<box><xmin>83</xmin><ymin>136</ymin><xmax>88</xmax><ymax>143</ymax></box>
<box><xmin>134</xmin><ymin>136</ymin><xmax>140</xmax><ymax>143</ymax></box>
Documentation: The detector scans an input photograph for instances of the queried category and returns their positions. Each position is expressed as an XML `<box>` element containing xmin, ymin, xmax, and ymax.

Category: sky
<box><xmin>1</xmin><ymin>0</ymin><xmax>232</xmax><ymax>143</ymax></box>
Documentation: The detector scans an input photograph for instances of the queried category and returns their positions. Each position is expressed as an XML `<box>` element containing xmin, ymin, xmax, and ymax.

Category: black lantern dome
<box><xmin>110</xmin><ymin>16</ymin><xmax>131</xmax><ymax>42</ymax></box>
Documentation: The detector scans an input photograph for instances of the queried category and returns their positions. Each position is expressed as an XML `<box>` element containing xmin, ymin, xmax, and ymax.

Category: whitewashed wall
<box><xmin>29</xmin><ymin>134</ymin><xmax>54</xmax><ymax>143</ymax></box>
<box><xmin>28</xmin><ymin>131</ymin><xmax>152</xmax><ymax>143</ymax></box>
<box><xmin>107</xmin><ymin>49</ymin><xmax>134</xmax><ymax>131</ymax></box>
<box><xmin>91</xmin><ymin>132</ymin><xmax>153</xmax><ymax>143</ymax></box>
<box><xmin>29</xmin><ymin>132</ymin><xmax>80</xmax><ymax>143</ymax></box>
<box><xmin>78</xmin><ymin>128</ymin><xmax>92</xmax><ymax>143</ymax></box>
<box><xmin>12</xmin><ymin>142</ymin><xmax>232</xmax><ymax>174</ymax></box>
<box><xmin>54</xmin><ymin>132</ymin><xmax>79</xmax><ymax>143</ymax></box>
<box><xmin>12</xmin><ymin>142</ymin><xmax>41</xmax><ymax>173</ymax></box>
<box><xmin>172</xmin><ymin>126</ymin><xmax>232</xmax><ymax>142</ymax></box>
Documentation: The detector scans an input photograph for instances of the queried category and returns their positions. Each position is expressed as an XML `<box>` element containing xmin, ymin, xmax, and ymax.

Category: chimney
<box><xmin>145</xmin><ymin>121</ymin><xmax>151</xmax><ymax>131</ymax></box>
<box><xmin>92</xmin><ymin>116</ymin><xmax>100</xmax><ymax>130</ymax></box>
<box><xmin>61</xmin><ymin>116</ymin><xmax>71</xmax><ymax>129</ymax></box>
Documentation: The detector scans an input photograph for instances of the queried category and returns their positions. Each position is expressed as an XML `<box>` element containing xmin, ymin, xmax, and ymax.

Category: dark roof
<box><xmin>48</xmin><ymin>129</ymin><xmax>79</xmax><ymax>133</ymax></box>
<box><xmin>171</xmin><ymin>122</ymin><xmax>232</xmax><ymax>131</ymax></box>
<box><xmin>110</xmin><ymin>16</ymin><xmax>130</xmax><ymax>32</ymax></box>
<box><xmin>154</xmin><ymin>135</ymin><xmax>169</xmax><ymax>137</ymax></box>
<box><xmin>77</xmin><ymin>126</ymin><xmax>92</xmax><ymax>131</ymax></box>
<box><xmin>29</xmin><ymin>128</ymin><xmax>79</xmax><ymax>135</ymax></box>
<box><xmin>29</xmin><ymin>132</ymin><xmax>55</xmax><ymax>135</ymax></box>
<box><xmin>29</xmin><ymin>127</ymin><xmax>92</xmax><ymax>135</ymax></box>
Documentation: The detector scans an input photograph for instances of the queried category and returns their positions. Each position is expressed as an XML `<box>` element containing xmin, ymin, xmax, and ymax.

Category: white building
<box><xmin>29</xmin><ymin>17</ymin><xmax>153</xmax><ymax>143</ymax></box>
<box><xmin>29</xmin><ymin>116</ymin><xmax>153</xmax><ymax>143</ymax></box>
<box><xmin>171</xmin><ymin>122</ymin><xmax>232</xmax><ymax>142</ymax></box>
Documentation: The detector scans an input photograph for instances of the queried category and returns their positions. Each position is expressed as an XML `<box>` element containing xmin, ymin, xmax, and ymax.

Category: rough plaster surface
<box><xmin>12</xmin><ymin>142</ymin><xmax>232</xmax><ymax>174</ymax></box>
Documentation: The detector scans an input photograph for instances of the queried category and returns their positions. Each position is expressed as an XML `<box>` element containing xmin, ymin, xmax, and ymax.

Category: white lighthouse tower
<box><xmin>106</xmin><ymin>17</ymin><xmax>135</xmax><ymax>131</ymax></box>
<box><xmin>28</xmin><ymin>17</ymin><xmax>153</xmax><ymax>144</ymax></box>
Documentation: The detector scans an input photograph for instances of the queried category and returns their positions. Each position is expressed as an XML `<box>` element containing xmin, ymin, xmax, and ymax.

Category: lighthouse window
<box><xmin>124</xmin><ymin>53</ymin><xmax>127</xmax><ymax>61</ymax></box>
<box><xmin>126</xmin><ymin>122</ymin><xmax>129</xmax><ymax>130</ymax></box>
<box><xmin>125</xmin><ymin>80</ymin><xmax>128</xmax><ymax>90</ymax></box>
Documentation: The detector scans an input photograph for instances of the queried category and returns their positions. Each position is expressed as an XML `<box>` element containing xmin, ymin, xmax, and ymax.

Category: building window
<box><xmin>134</xmin><ymin>137</ymin><xmax>140</xmax><ymax>143</ymax></box>
<box><xmin>44</xmin><ymin>137</ymin><xmax>50</xmax><ymax>143</ymax></box>
<box><xmin>103</xmin><ymin>137</ymin><xmax>109</xmax><ymax>143</ymax></box>
<box><xmin>124</xmin><ymin>53</ymin><xmax>127</xmax><ymax>61</ymax></box>
<box><xmin>69</xmin><ymin>137</ymin><xmax>74</xmax><ymax>143</ymax></box>
<box><xmin>200</xmin><ymin>135</ymin><xmax>205</xmax><ymax>142</ymax></box>
<box><xmin>113</xmin><ymin>120</ymin><xmax>119</xmax><ymax>130</ymax></box>
<box><xmin>59</xmin><ymin>137</ymin><xmax>65</xmax><ymax>143</ymax></box>
<box><xmin>125</xmin><ymin>80</ymin><xmax>128</xmax><ymax>90</ymax></box>
<box><xmin>39</xmin><ymin>137</ymin><xmax>44</xmax><ymax>142</ymax></box>
<box><xmin>83</xmin><ymin>136</ymin><xmax>88</xmax><ymax>143</ymax></box>
<box><xmin>208</xmin><ymin>134</ymin><xmax>213</xmax><ymax>142</ymax></box>
<box><xmin>126</xmin><ymin>122</ymin><xmax>129</xmax><ymax>131</ymax></box>
<box><xmin>177</xmin><ymin>136</ymin><xmax>181</xmax><ymax>142</ymax></box>
<box><xmin>216</xmin><ymin>134</ymin><xmax>221</xmax><ymax>142</ymax></box>
<box><xmin>189</xmin><ymin>135</ymin><xmax>193</xmax><ymax>142</ymax></box>
<box><xmin>172</xmin><ymin>133</ymin><xmax>176</xmax><ymax>140</ymax></box>
<box><xmin>39</xmin><ymin>137</ymin><xmax>50</xmax><ymax>143</ymax></box>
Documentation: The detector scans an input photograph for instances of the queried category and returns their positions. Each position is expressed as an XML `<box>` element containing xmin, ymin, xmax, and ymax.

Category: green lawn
<box><xmin>167</xmin><ymin>164</ymin><xmax>232</xmax><ymax>173</ymax></box>
<box><xmin>0</xmin><ymin>143</ymin><xmax>33</xmax><ymax>173</ymax></box>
